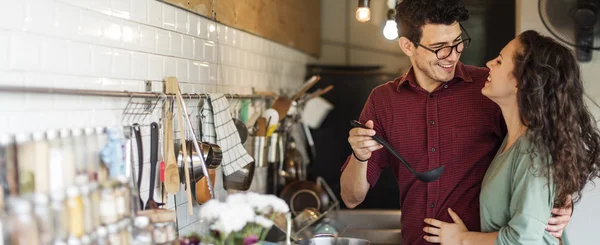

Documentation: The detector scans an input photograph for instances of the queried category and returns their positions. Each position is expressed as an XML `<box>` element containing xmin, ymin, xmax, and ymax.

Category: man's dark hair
<box><xmin>395</xmin><ymin>0</ymin><xmax>469</xmax><ymax>44</ymax></box>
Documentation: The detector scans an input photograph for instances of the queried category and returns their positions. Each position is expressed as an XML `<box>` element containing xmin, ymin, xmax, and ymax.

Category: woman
<box><xmin>422</xmin><ymin>30</ymin><xmax>600</xmax><ymax>245</ymax></box>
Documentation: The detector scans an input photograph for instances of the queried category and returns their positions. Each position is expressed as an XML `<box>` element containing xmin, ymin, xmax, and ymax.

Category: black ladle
<box><xmin>145</xmin><ymin>122</ymin><xmax>165</xmax><ymax>209</ymax></box>
<box><xmin>350</xmin><ymin>120</ymin><xmax>444</xmax><ymax>182</ymax></box>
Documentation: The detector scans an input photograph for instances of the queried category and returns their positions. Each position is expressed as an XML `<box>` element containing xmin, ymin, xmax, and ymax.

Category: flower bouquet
<box><xmin>198</xmin><ymin>192</ymin><xmax>290</xmax><ymax>245</ymax></box>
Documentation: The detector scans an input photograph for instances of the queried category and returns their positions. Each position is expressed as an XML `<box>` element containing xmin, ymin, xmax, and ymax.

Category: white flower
<box><xmin>208</xmin><ymin>202</ymin><xmax>256</xmax><ymax>236</ymax></box>
<box><xmin>254</xmin><ymin>215</ymin><xmax>274</xmax><ymax>228</ymax></box>
<box><xmin>266</xmin><ymin>195</ymin><xmax>289</xmax><ymax>213</ymax></box>
<box><xmin>226</xmin><ymin>193</ymin><xmax>248</xmax><ymax>205</ymax></box>
<box><xmin>199</xmin><ymin>192</ymin><xmax>290</xmax><ymax>237</ymax></box>
<box><xmin>199</xmin><ymin>199</ymin><xmax>225</xmax><ymax>222</ymax></box>
<box><xmin>246</xmin><ymin>192</ymin><xmax>273</xmax><ymax>214</ymax></box>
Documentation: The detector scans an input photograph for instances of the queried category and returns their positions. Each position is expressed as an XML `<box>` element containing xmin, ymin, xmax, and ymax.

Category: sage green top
<box><xmin>480</xmin><ymin>132</ymin><xmax>569</xmax><ymax>245</ymax></box>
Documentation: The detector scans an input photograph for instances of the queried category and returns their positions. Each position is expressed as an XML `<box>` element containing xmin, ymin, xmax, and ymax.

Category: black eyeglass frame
<box><xmin>413</xmin><ymin>24</ymin><xmax>472</xmax><ymax>60</ymax></box>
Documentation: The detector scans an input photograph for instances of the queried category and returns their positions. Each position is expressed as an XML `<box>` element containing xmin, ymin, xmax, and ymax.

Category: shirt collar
<box><xmin>396</xmin><ymin>62</ymin><xmax>473</xmax><ymax>91</ymax></box>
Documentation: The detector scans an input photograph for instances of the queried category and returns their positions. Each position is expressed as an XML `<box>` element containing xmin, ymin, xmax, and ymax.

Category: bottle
<box><xmin>66</xmin><ymin>186</ymin><xmax>84</xmax><ymax>238</ymax></box>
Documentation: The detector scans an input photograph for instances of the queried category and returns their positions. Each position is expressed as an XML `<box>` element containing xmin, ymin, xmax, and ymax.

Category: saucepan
<box><xmin>279</xmin><ymin>180</ymin><xmax>329</xmax><ymax>215</ymax></box>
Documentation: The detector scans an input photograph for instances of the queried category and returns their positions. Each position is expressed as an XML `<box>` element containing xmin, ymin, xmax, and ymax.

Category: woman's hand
<box><xmin>423</xmin><ymin>208</ymin><xmax>468</xmax><ymax>244</ymax></box>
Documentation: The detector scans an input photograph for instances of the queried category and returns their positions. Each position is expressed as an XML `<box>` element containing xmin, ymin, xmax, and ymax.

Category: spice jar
<box><xmin>131</xmin><ymin>216</ymin><xmax>153</xmax><ymax>245</ymax></box>
<box><xmin>99</xmin><ymin>181</ymin><xmax>118</xmax><ymax>225</ymax></box>
<box><xmin>79</xmin><ymin>183</ymin><xmax>93</xmax><ymax>236</ymax></box>
<box><xmin>51</xmin><ymin>192</ymin><xmax>68</xmax><ymax>242</ymax></box>
<box><xmin>96</xmin><ymin>226</ymin><xmax>108</xmax><ymax>245</ymax></box>
<box><xmin>152</xmin><ymin>222</ymin><xmax>177</xmax><ymax>245</ymax></box>
<box><xmin>114</xmin><ymin>182</ymin><xmax>130</xmax><ymax>220</ymax></box>
<box><xmin>66</xmin><ymin>186</ymin><xmax>84</xmax><ymax>238</ymax></box>
<box><xmin>151</xmin><ymin>223</ymin><xmax>168</xmax><ymax>245</ymax></box>
<box><xmin>89</xmin><ymin>182</ymin><xmax>101</xmax><ymax>230</ymax></box>
<box><xmin>107</xmin><ymin>224</ymin><xmax>121</xmax><ymax>245</ymax></box>
<box><xmin>119</xmin><ymin>219</ymin><xmax>131</xmax><ymax>245</ymax></box>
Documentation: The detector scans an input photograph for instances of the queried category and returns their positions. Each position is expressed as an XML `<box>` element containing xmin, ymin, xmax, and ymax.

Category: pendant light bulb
<box><xmin>383</xmin><ymin>20</ymin><xmax>398</xmax><ymax>40</ymax></box>
<box><xmin>356</xmin><ymin>0</ymin><xmax>371</xmax><ymax>22</ymax></box>
<box><xmin>383</xmin><ymin>9</ymin><xmax>398</xmax><ymax>40</ymax></box>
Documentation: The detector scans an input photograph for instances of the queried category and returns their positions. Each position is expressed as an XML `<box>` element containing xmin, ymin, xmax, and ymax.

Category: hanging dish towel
<box><xmin>203</xmin><ymin>94</ymin><xmax>254</xmax><ymax>176</ymax></box>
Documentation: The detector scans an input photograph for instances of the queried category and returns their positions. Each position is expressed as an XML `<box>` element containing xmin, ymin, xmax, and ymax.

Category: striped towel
<box><xmin>201</xmin><ymin>94</ymin><xmax>254</xmax><ymax>176</ymax></box>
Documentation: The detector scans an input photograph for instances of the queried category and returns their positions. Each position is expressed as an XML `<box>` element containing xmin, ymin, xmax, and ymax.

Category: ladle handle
<box><xmin>349</xmin><ymin>120</ymin><xmax>416</xmax><ymax>173</ymax></box>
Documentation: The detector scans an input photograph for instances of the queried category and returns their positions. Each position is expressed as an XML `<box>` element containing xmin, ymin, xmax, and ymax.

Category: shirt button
<box><xmin>429</xmin><ymin>203</ymin><xmax>435</xmax><ymax>208</ymax></box>
<box><xmin>443</xmin><ymin>84</ymin><xmax>448</xmax><ymax>89</ymax></box>
<box><xmin>429</xmin><ymin>93</ymin><xmax>434</xmax><ymax>98</ymax></box>
<box><xmin>431</xmin><ymin>147</ymin><xmax>436</xmax><ymax>152</ymax></box>
<box><xmin>430</xmin><ymin>120</ymin><xmax>435</xmax><ymax>125</ymax></box>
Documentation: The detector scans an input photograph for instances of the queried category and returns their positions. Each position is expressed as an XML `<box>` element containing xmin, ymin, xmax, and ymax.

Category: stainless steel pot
<box><xmin>296</xmin><ymin>234</ymin><xmax>371</xmax><ymax>245</ymax></box>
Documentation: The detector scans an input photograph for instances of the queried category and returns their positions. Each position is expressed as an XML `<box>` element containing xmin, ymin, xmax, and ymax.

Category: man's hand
<box><xmin>546</xmin><ymin>195</ymin><xmax>573</xmax><ymax>238</ymax></box>
<box><xmin>348</xmin><ymin>120</ymin><xmax>383</xmax><ymax>161</ymax></box>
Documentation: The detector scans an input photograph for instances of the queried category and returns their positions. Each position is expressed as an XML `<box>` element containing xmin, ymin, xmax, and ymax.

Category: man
<box><xmin>340</xmin><ymin>0</ymin><xmax>572</xmax><ymax>244</ymax></box>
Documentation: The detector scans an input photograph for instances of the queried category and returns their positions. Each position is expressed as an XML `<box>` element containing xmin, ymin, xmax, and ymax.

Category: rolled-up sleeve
<box><xmin>340</xmin><ymin>90</ymin><xmax>389</xmax><ymax>189</ymax></box>
<box><xmin>495</xmin><ymin>153</ymin><xmax>555</xmax><ymax>245</ymax></box>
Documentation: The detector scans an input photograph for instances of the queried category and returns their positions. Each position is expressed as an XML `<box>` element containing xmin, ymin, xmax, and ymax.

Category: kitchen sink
<box><xmin>329</xmin><ymin>209</ymin><xmax>402</xmax><ymax>245</ymax></box>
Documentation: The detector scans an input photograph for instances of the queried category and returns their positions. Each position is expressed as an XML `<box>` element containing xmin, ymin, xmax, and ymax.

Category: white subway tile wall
<box><xmin>0</xmin><ymin>0</ymin><xmax>313</xmax><ymax>236</ymax></box>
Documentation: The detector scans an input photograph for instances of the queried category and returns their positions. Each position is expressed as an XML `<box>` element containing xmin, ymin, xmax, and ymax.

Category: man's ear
<box><xmin>399</xmin><ymin>36</ymin><xmax>416</xmax><ymax>57</ymax></box>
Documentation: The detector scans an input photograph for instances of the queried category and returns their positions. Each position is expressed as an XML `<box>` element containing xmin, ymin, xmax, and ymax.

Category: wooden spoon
<box><xmin>164</xmin><ymin>77</ymin><xmax>180</xmax><ymax>194</ymax></box>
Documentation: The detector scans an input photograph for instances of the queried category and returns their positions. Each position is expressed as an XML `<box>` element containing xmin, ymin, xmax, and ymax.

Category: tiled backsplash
<box><xmin>0</xmin><ymin>0</ymin><xmax>314</xmax><ymax>236</ymax></box>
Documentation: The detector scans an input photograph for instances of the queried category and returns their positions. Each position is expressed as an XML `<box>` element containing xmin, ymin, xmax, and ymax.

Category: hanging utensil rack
<box><xmin>0</xmin><ymin>85</ymin><xmax>274</xmax><ymax>100</ymax></box>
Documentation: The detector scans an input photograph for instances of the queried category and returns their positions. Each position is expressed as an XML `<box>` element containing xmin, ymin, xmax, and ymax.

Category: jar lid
<box><xmin>67</xmin><ymin>236</ymin><xmax>81</xmax><ymax>245</ymax></box>
<box><xmin>107</xmin><ymin>224</ymin><xmax>119</xmax><ymax>234</ymax></box>
<box><xmin>53</xmin><ymin>240</ymin><xmax>67</xmax><ymax>245</ymax></box>
<box><xmin>32</xmin><ymin>193</ymin><xmax>50</xmax><ymax>206</ymax></box>
<box><xmin>134</xmin><ymin>216</ymin><xmax>150</xmax><ymax>228</ymax></box>
<box><xmin>0</xmin><ymin>134</ymin><xmax>12</xmax><ymax>145</ymax></box>
<box><xmin>84</xmin><ymin>128</ymin><xmax>94</xmax><ymax>136</ymax></box>
<box><xmin>59</xmin><ymin>129</ymin><xmax>71</xmax><ymax>138</ymax></box>
<box><xmin>32</xmin><ymin>131</ymin><xmax>45</xmax><ymax>141</ymax></box>
<box><xmin>14</xmin><ymin>133</ymin><xmax>30</xmax><ymax>144</ymax></box>
<box><xmin>66</xmin><ymin>186</ymin><xmax>80</xmax><ymax>198</ymax></box>
<box><xmin>80</xmin><ymin>235</ymin><xmax>91</xmax><ymax>245</ymax></box>
<box><xmin>51</xmin><ymin>191</ymin><xmax>66</xmax><ymax>202</ymax></box>
<box><xmin>7</xmin><ymin>196</ymin><xmax>32</xmax><ymax>214</ymax></box>
<box><xmin>46</xmin><ymin>130</ymin><xmax>58</xmax><ymax>140</ymax></box>
<box><xmin>72</xmin><ymin>128</ymin><xmax>82</xmax><ymax>137</ymax></box>
<box><xmin>80</xmin><ymin>184</ymin><xmax>90</xmax><ymax>195</ymax></box>
<box><xmin>96</xmin><ymin>226</ymin><xmax>108</xmax><ymax>237</ymax></box>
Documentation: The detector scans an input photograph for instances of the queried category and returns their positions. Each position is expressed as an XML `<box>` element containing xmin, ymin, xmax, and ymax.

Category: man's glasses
<box><xmin>414</xmin><ymin>25</ymin><xmax>472</xmax><ymax>60</ymax></box>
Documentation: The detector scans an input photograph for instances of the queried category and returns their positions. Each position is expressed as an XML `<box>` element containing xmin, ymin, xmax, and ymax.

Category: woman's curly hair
<box><xmin>514</xmin><ymin>30</ymin><xmax>600</xmax><ymax>207</ymax></box>
<box><xmin>395</xmin><ymin>0</ymin><xmax>469</xmax><ymax>44</ymax></box>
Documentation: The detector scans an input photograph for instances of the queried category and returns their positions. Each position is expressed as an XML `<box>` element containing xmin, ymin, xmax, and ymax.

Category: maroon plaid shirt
<box><xmin>342</xmin><ymin>62</ymin><xmax>506</xmax><ymax>245</ymax></box>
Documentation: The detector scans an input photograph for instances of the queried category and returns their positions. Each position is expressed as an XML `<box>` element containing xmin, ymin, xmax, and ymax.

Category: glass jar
<box><xmin>131</xmin><ymin>216</ymin><xmax>153</xmax><ymax>245</ymax></box>
<box><xmin>66</xmin><ymin>186</ymin><xmax>84</xmax><ymax>238</ymax></box>
<box><xmin>33</xmin><ymin>194</ymin><xmax>54</xmax><ymax>245</ymax></box>
<box><xmin>151</xmin><ymin>223</ymin><xmax>168</xmax><ymax>245</ymax></box>
<box><xmin>5</xmin><ymin>197</ymin><xmax>41</xmax><ymax>245</ymax></box>
<box><xmin>107</xmin><ymin>224</ymin><xmax>120</xmax><ymax>245</ymax></box>
<box><xmin>79</xmin><ymin>184</ymin><xmax>93</xmax><ymax>236</ymax></box>
<box><xmin>152</xmin><ymin>222</ymin><xmax>177</xmax><ymax>245</ymax></box>
<box><xmin>96</xmin><ymin>226</ymin><xmax>108</xmax><ymax>245</ymax></box>
<box><xmin>118</xmin><ymin>219</ymin><xmax>131</xmax><ymax>245</ymax></box>
<box><xmin>89</xmin><ymin>182</ymin><xmax>101</xmax><ymax>230</ymax></box>
<box><xmin>114</xmin><ymin>182</ymin><xmax>130</xmax><ymax>220</ymax></box>
<box><xmin>99</xmin><ymin>182</ymin><xmax>118</xmax><ymax>225</ymax></box>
